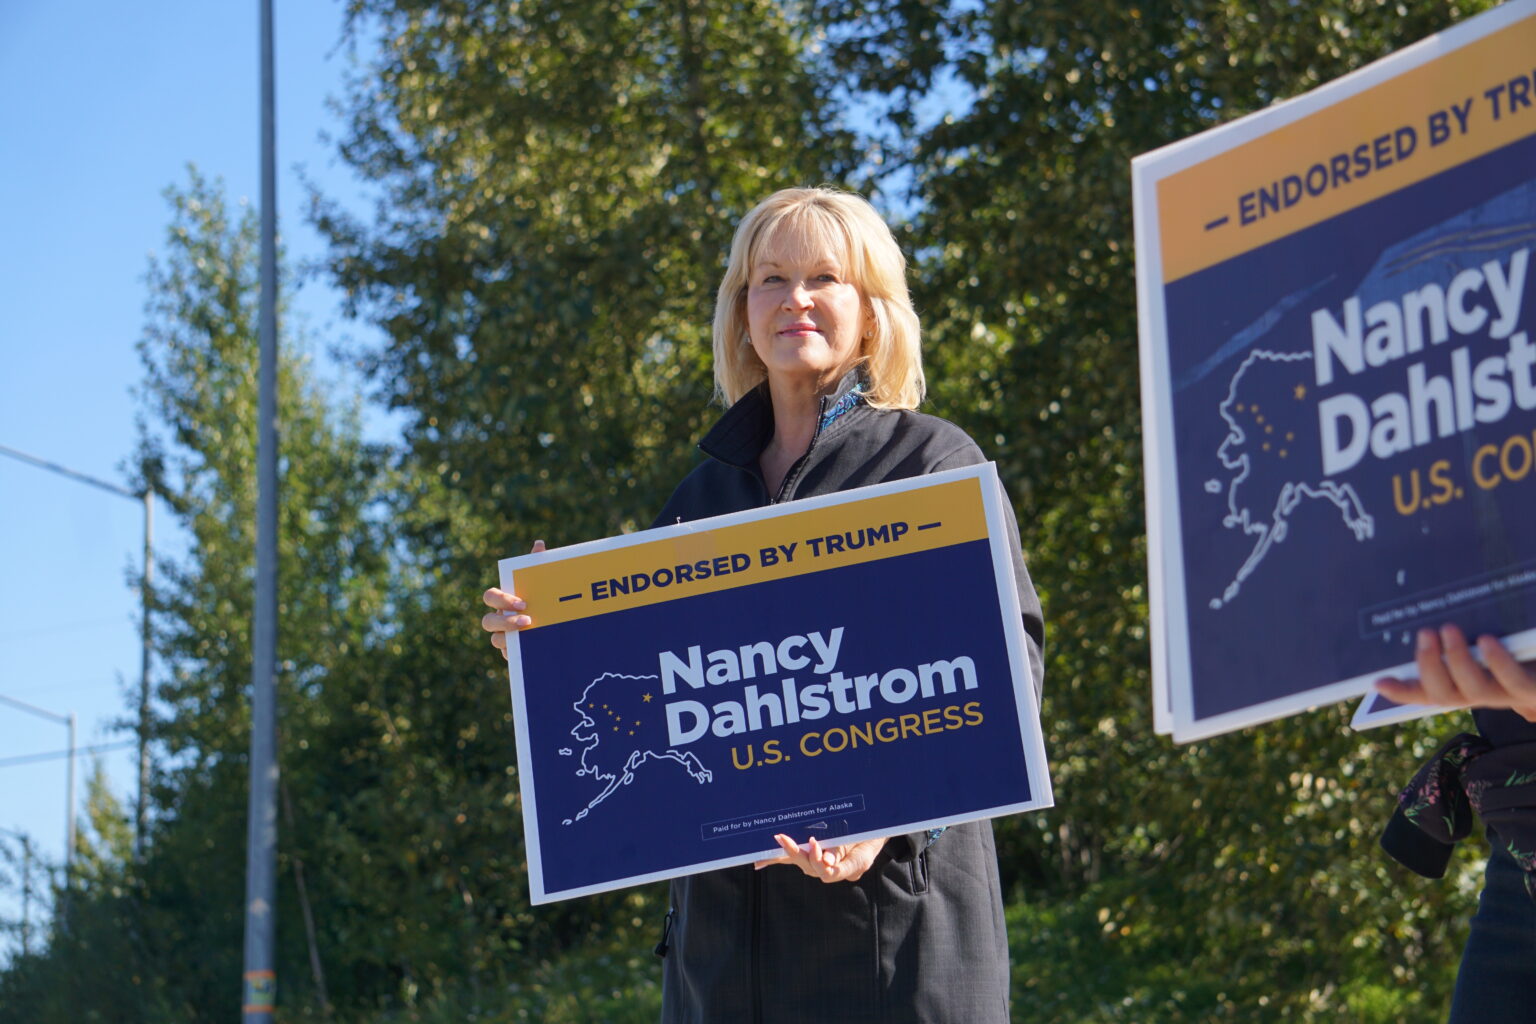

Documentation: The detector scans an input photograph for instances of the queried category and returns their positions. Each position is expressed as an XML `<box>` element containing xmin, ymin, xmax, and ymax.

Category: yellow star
<box><xmin>1262</xmin><ymin>442</ymin><xmax>1271</xmax><ymax>451</ymax></box>
<box><xmin>628</xmin><ymin>730</ymin><xmax>635</xmax><ymax>736</ymax></box>
<box><xmin>1279</xmin><ymin>449</ymin><xmax>1288</xmax><ymax>458</ymax></box>
<box><xmin>587</xmin><ymin>702</ymin><xmax>594</xmax><ymax>708</ymax></box>
<box><xmin>634</xmin><ymin>720</ymin><xmax>641</xmax><ymax>726</ymax></box>
<box><xmin>1293</xmin><ymin>383</ymin><xmax>1306</xmax><ymax>400</ymax></box>
<box><xmin>642</xmin><ymin>693</ymin><xmax>653</xmax><ymax>703</ymax></box>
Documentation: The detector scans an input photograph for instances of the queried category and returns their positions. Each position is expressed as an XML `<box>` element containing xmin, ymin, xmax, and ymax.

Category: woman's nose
<box><xmin>783</xmin><ymin>282</ymin><xmax>813</xmax><ymax>310</ymax></box>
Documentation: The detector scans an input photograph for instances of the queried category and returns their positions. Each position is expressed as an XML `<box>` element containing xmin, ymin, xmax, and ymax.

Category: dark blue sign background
<box><xmin>1164</xmin><ymin>134</ymin><xmax>1536</xmax><ymax>721</ymax></box>
<box><xmin>516</xmin><ymin>540</ymin><xmax>1034</xmax><ymax>896</ymax></box>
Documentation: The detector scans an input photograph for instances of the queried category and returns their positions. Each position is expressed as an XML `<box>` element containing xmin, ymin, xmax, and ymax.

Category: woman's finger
<box><xmin>1475</xmin><ymin>637</ymin><xmax>1536</xmax><ymax>719</ymax></box>
<box><xmin>1478</xmin><ymin>636</ymin><xmax>1536</xmax><ymax>698</ymax></box>
<box><xmin>1373</xmin><ymin>675</ymin><xmax>1422</xmax><ymax>703</ymax></box>
<box><xmin>481</xmin><ymin>609</ymin><xmax>531</xmax><ymax>633</ymax></box>
<box><xmin>824</xmin><ymin>856</ymin><xmax>862</xmax><ymax>883</ymax></box>
<box><xmin>818</xmin><ymin>839</ymin><xmax>882</xmax><ymax>883</ymax></box>
<box><xmin>753</xmin><ymin>855</ymin><xmax>790</xmax><ymax>870</ymax></box>
<box><xmin>483</xmin><ymin>587</ymin><xmax>525</xmax><ymax>612</ymax></box>
<box><xmin>1438</xmin><ymin>625</ymin><xmax>1502</xmax><ymax>704</ymax></box>
<box><xmin>764</xmin><ymin>834</ymin><xmax>823</xmax><ymax>878</ymax></box>
<box><xmin>1412</xmin><ymin>628</ymin><xmax>1464</xmax><ymax>706</ymax></box>
<box><xmin>777</xmin><ymin>834</ymin><xmax>813</xmax><ymax>863</ymax></box>
<box><xmin>755</xmin><ymin>834</ymin><xmax>804</xmax><ymax>870</ymax></box>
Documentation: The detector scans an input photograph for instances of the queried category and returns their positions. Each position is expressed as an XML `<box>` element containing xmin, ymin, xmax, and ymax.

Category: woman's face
<box><xmin>745</xmin><ymin>227</ymin><xmax>867</xmax><ymax>392</ymax></box>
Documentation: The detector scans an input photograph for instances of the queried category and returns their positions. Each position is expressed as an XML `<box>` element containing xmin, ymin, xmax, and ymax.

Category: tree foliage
<box><xmin>322</xmin><ymin>0</ymin><xmax>857</xmax><ymax>554</ymax></box>
<box><xmin>0</xmin><ymin>171</ymin><xmax>398</xmax><ymax>1020</ymax></box>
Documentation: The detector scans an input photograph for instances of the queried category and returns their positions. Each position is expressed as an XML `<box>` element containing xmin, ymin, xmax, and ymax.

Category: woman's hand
<box><xmin>481</xmin><ymin>540</ymin><xmax>546</xmax><ymax>660</ymax></box>
<box><xmin>1375</xmin><ymin>625</ymin><xmax>1536</xmax><ymax>723</ymax></box>
<box><xmin>753</xmin><ymin>834</ymin><xmax>887</xmax><ymax>883</ymax></box>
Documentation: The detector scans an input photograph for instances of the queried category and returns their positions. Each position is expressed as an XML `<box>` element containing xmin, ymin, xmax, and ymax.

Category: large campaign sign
<box><xmin>498</xmin><ymin>464</ymin><xmax>1051</xmax><ymax>903</ymax></box>
<box><xmin>1134</xmin><ymin>2</ymin><xmax>1536</xmax><ymax>742</ymax></box>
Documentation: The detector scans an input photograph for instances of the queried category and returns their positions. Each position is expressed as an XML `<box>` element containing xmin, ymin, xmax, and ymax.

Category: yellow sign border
<box><xmin>501</xmin><ymin>475</ymin><xmax>989</xmax><ymax>629</ymax></box>
<box><xmin>1150</xmin><ymin>7</ymin><xmax>1536</xmax><ymax>284</ymax></box>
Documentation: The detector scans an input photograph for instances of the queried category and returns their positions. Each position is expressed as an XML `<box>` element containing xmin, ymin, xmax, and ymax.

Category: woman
<box><xmin>484</xmin><ymin>186</ymin><xmax>1044</xmax><ymax>1022</ymax></box>
<box><xmin>1376</xmin><ymin>629</ymin><xmax>1536</xmax><ymax>1021</ymax></box>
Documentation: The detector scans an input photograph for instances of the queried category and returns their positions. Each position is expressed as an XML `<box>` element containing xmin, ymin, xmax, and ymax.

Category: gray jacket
<box><xmin>653</xmin><ymin>374</ymin><xmax>1045</xmax><ymax>1023</ymax></box>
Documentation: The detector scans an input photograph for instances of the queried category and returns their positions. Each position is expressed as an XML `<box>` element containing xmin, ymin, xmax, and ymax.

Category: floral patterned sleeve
<box><xmin>1381</xmin><ymin>732</ymin><xmax>1536</xmax><ymax>899</ymax></box>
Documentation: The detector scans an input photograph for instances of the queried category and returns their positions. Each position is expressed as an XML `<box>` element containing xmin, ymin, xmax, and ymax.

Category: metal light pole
<box><xmin>0</xmin><ymin>695</ymin><xmax>76</xmax><ymax>879</ymax></box>
<box><xmin>242</xmin><ymin>0</ymin><xmax>281</xmax><ymax>1018</ymax></box>
<box><xmin>139</xmin><ymin>489</ymin><xmax>153</xmax><ymax>856</ymax></box>
<box><xmin>0</xmin><ymin>443</ymin><xmax>155</xmax><ymax>858</ymax></box>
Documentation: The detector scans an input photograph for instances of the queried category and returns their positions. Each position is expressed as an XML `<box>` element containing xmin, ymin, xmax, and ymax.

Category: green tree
<box><xmin>0</xmin><ymin>765</ymin><xmax>177</xmax><ymax>1021</ymax></box>
<box><xmin>312</xmin><ymin>0</ymin><xmax>859</xmax><ymax>1008</ymax></box>
<box><xmin>72</xmin><ymin>762</ymin><xmax>135</xmax><ymax>887</ymax></box>
<box><xmin>0</xmin><ymin>170</ymin><xmax>398</xmax><ymax>1021</ymax></box>
<box><xmin>128</xmin><ymin>169</ymin><xmax>398</xmax><ymax>1019</ymax></box>
<box><xmin>323</xmin><ymin>0</ymin><xmax>857</xmax><ymax>550</ymax></box>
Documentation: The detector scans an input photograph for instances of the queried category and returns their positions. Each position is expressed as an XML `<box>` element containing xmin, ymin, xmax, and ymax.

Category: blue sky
<box><xmin>0</xmin><ymin>0</ymin><xmax>376</xmax><ymax>952</ymax></box>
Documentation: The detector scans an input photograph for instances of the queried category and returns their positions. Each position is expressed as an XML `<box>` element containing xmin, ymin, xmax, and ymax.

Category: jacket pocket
<box><xmin>909</xmin><ymin>848</ymin><xmax>929</xmax><ymax>895</ymax></box>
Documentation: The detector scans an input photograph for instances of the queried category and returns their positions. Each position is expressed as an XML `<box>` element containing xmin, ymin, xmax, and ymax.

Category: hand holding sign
<box><xmin>482</xmin><ymin>539</ymin><xmax>547</xmax><ymax>660</ymax></box>
<box><xmin>753</xmin><ymin>833</ymin><xmax>887</xmax><ymax>883</ymax></box>
<box><xmin>1375</xmin><ymin>626</ymin><xmax>1536</xmax><ymax>722</ymax></box>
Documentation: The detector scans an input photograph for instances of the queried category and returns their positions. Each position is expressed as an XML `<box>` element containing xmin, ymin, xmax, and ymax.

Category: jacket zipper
<box><xmin>770</xmin><ymin>395</ymin><xmax>833</xmax><ymax>504</ymax></box>
<box><xmin>752</xmin><ymin>400</ymin><xmax>832</xmax><ymax>1024</ymax></box>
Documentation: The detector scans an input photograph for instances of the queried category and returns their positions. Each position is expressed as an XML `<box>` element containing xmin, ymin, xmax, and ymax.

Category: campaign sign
<box><xmin>498</xmin><ymin>464</ymin><xmax>1051</xmax><ymax>903</ymax></box>
<box><xmin>1133</xmin><ymin>1</ymin><xmax>1536</xmax><ymax>742</ymax></box>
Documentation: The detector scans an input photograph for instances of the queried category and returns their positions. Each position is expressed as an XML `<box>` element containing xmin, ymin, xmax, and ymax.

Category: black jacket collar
<box><xmin>699</xmin><ymin>369</ymin><xmax>868</xmax><ymax>470</ymax></box>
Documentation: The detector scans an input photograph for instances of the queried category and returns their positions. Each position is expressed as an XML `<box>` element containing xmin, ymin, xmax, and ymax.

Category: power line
<box><xmin>4</xmin><ymin>678</ymin><xmax>122</xmax><ymax>698</ymax></box>
<box><xmin>0</xmin><ymin>439</ymin><xmax>156</xmax><ymax>860</ymax></box>
<box><xmin>0</xmin><ymin>443</ymin><xmax>139</xmax><ymax>500</ymax></box>
<box><xmin>0</xmin><ymin>741</ymin><xmax>134</xmax><ymax>770</ymax></box>
<box><xmin>0</xmin><ymin>623</ymin><xmax>98</xmax><ymax>642</ymax></box>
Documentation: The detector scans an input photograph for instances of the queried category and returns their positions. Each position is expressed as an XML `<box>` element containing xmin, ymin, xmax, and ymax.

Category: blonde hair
<box><xmin>712</xmin><ymin>187</ymin><xmax>925</xmax><ymax>409</ymax></box>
